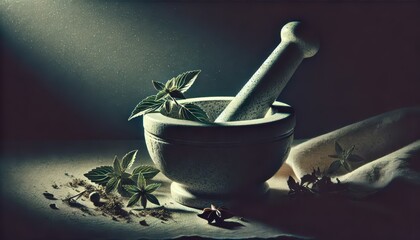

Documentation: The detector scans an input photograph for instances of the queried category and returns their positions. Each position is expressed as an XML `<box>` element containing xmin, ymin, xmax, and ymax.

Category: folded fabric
<box><xmin>287</xmin><ymin>107</ymin><xmax>420</xmax><ymax>196</ymax></box>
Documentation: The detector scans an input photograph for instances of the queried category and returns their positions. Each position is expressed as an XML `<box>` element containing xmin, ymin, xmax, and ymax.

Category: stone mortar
<box><xmin>143</xmin><ymin>96</ymin><xmax>295</xmax><ymax>208</ymax></box>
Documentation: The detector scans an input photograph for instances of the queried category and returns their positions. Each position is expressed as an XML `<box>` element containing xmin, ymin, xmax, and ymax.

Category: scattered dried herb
<box><xmin>98</xmin><ymin>195</ymin><xmax>130</xmax><ymax>220</ymax></box>
<box><xmin>49</xmin><ymin>203</ymin><xmax>59</xmax><ymax>210</ymax></box>
<box><xmin>128</xmin><ymin>70</ymin><xmax>209</xmax><ymax>122</ymax></box>
<box><xmin>197</xmin><ymin>204</ymin><xmax>234</xmax><ymax>224</ymax></box>
<box><xmin>327</xmin><ymin>141</ymin><xmax>365</xmax><ymax>174</ymax></box>
<box><xmin>287</xmin><ymin>168</ymin><xmax>347</xmax><ymax>198</ymax></box>
<box><xmin>43</xmin><ymin>192</ymin><xmax>58</xmax><ymax>200</ymax></box>
<box><xmin>133</xmin><ymin>206</ymin><xmax>173</xmax><ymax>221</ymax></box>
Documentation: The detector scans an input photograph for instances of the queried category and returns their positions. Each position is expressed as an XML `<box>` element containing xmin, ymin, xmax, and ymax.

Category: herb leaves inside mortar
<box><xmin>128</xmin><ymin>70</ymin><xmax>210</xmax><ymax>122</ymax></box>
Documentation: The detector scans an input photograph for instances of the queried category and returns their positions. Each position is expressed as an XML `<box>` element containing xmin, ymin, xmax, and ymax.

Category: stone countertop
<box><xmin>0</xmin><ymin>140</ymin><xmax>307</xmax><ymax>240</ymax></box>
<box><xmin>2</xmin><ymin>140</ymin><xmax>419</xmax><ymax>240</ymax></box>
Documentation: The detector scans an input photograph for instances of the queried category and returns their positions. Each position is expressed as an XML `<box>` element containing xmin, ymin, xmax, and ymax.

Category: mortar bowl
<box><xmin>144</xmin><ymin>96</ymin><xmax>295</xmax><ymax>208</ymax></box>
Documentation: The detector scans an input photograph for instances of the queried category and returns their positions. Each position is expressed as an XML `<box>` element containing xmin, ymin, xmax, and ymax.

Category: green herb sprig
<box><xmin>287</xmin><ymin>168</ymin><xmax>347</xmax><ymax>198</ymax></box>
<box><xmin>84</xmin><ymin>150</ymin><xmax>161</xmax><ymax>208</ymax></box>
<box><xmin>327</xmin><ymin>141</ymin><xmax>364</xmax><ymax>175</ymax></box>
<box><xmin>123</xmin><ymin>173</ymin><xmax>161</xmax><ymax>209</ymax></box>
<box><xmin>128</xmin><ymin>70</ymin><xmax>209</xmax><ymax>122</ymax></box>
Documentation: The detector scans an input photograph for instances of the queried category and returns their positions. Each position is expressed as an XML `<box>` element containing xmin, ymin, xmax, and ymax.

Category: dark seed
<box><xmin>89</xmin><ymin>192</ymin><xmax>100</xmax><ymax>203</ymax></box>
<box><xmin>49</xmin><ymin>203</ymin><xmax>59</xmax><ymax>210</ymax></box>
<box><xmin>43</xmin><ymin>192</ymin><xmax>58</xmax><ymax>200</ymax></box>
<box><xmin>139</xmin><ymin>220</ymin><xmax>149</xmax><ymax>226</ymax></box>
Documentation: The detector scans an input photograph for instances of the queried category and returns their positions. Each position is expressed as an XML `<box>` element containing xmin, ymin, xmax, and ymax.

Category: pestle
<box><xmin>215</xmin><ymin>21</ymin><xmax>319</xmax><ymax>122</ymax></box>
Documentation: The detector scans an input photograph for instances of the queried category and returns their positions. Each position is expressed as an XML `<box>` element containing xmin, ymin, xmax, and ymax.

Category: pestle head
<box><xmin>280</xmin><ymin>21</ymin><xmax>319</xmax><ymax>58</ymax></box>
<box><xmin>215</xmin><ymin>21</ymin><xmax>319</xmax><ymax>122</ymax></box>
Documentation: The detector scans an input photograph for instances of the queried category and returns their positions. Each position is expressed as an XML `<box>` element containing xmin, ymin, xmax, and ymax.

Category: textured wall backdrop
<box><xmin>1</xmin><ymin>0</ymin><xmax>419</xmax><ymax>140</ymax></box>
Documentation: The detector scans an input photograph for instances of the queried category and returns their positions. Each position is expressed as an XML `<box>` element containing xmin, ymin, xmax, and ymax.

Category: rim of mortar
<box><xmin>143</xmin><ymin>97</ymin><xmax>295</xmax><ymax>143</ymax></box>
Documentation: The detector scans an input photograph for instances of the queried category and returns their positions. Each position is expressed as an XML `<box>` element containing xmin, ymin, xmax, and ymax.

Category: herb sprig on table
<box><xmin>287</xmin><ymin>168</ymin><xmax>347</xmax><ymax>198</ymax></box>
<box><xmin>128</xmin><ymin>70</ymin><xmax>209</xmax><ymax>122</ymax></box>
<box><xmin>287</xmin><ymin>141</ymin><xmax>365</xmax><ymax>198</ymax></box>
<box><xmin>84</xmin><ymin>150</ymin><xmax>161</xmax><ymax>208</ymax></box>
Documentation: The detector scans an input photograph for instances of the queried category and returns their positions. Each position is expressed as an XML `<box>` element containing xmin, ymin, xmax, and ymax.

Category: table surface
<box><xmin>1</xmin><ymin>140</ymin><xmax>419</xmax><ymax>240</ymax></box>
<box><xmin>0</xmin><ymin>140</ymin><xmax>306</xmax><ymax>240</ymax></box>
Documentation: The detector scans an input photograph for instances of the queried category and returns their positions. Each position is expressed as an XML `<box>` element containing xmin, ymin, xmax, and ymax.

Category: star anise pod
<box><xmin>197</xmin><ymin>204</ymin><xmax>234</xmax><ymax>223</ymax></box>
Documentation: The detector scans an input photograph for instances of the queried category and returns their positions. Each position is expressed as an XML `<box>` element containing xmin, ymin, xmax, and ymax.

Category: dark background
<box><xmin>1</xmin><ymin>0</ymin><xmax>419</xmax><ymax>142</ymax></box>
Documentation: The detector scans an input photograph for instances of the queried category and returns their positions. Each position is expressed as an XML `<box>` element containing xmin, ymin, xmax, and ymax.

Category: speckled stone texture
<box><xmin>144</xmin><ymin>97</ymin><xmax>295</xmax><ymax>208</ymax></box>
<box><xmin>215</xmin><ymin>21</ymin><xmax>319</xmax><ymax>122</ymax></box>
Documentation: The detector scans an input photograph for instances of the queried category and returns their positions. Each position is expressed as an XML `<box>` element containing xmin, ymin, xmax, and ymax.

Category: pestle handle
<box><xmin>215</xmin><ymin>21</ymin><xmax>319</xmax><ymax>122</ymax></box>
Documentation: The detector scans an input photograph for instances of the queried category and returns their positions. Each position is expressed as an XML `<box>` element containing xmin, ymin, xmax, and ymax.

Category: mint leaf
<box><xmin>165</xmin><ymin>78</ymin><xmax>176</xmax><ymax>91</ymax></box>
<box><xmin>123</xmin><ymin>185</ymin><xmax>139</xmax><ymax>194</ymax></box>
<box><xmin>137</xmin><ymin>173</ymin><xmax>146</xmax><ymax>189</ymax></box>
<box><xmin>168</xmin><ymin>90</ymin><xmax>186</xmax><ymax>99</ymax></box>
<box><xmin>145</xmin><ymin>183</ymin><xmax>161</xmax><ymax>194</ymax></box>
<box><xmin>163</xmin><ymin>100</ymin><xmax>173</xmax><ymax>113</ymax></box>
<box><xmin>155</xmin><ymin>90</ymin><xmax>169</xmax><ymax>101</ymax></box>
<box><xmin>121</xmin><ymin>150</ymin><xmax>137</xmax><ymax>171</ymax></box>
<box><xmin>335</xmin><ymin>141</ymin><xmax>343</xmax><ymax>154</ymax></box>
<box><xmin>128</xmin><ymin>95</ymin><xmax>164</xmax><ymax>121</ymax></box>
<box><xmin>84</xmin><ymin>166</ymin><xmax>113</xmax><ymax>186</ymax></box>
<box><xmin>127</xmin><ymin>193</ymin><xmax>141</xmax><ymax>207</ymax></box>
<box><xmin>152</xmin><ymin>80</ymin><xmax>165</xmax><ymax>91</ymax></box>
<box><xmin>113</xmin><ymin>156</ymin><xmax>122</xmax><ymax>175</ymax></box>
<box><xmin>106</xmin><ymin>177</ymin><xmax>119</xmax><ymax>194</ymax></box>
<box><xmin>343</xmin><ymin>161</ymin><xmax>352</xmax><ymax>172</ymax></box>
<box><xmin>173</xmin><ymin>70</ymin><xmax>201</xmax><ymax>93</ymax></box>
<box><xmin>132</xmin><ymin>165</ymin><xmax>160</xmax><ymax>180</ymax></box>
<box><xmin>179</xmin><ymin>103</ymin><xmax>209</xmax><ymax>122</ymax></box>
<box><xmin>145</xmin><ymin>193</ymin><xmax>160</xmax><ymax>206</ymax></box>
<box><xmin>141</xmin><ymin>195</ymin><xmax>148</xmax><ymax>209</ymax></box>
<box><xmin>327</xmin><ymin>160</ymin><xmax>341</xmax><ymax>175</ymax></box>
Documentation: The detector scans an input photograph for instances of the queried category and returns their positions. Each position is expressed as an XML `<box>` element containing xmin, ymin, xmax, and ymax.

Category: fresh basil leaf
<box><xmin>121</xmin><ymin>150</ymin><xmax>137</xmax><ymax>171</ymax></box>
<box><xmin>84</xmin><ymin>166</ymin><xmax>114</xmax><ymax>186</ymax></box>
<box><xmin>343</xmin><ymin>161</ymin><xmax>352</xmax><ymax>172</ymax></box>
<box><xmin>169</xmin><ymin>90</ymin><xmax>186</xmax><ymax>99</ymax></box>
<box><xmin>165</xmin><ymin>78</ymin><xmax>176</xmax><ymax>90</ymax></box>
<box><xmin>128</xmin><ymin>95</ymin><xmax>164</xmax><ymax>121</ymax></box>
<box><xmin>127</xmin><ymin>193</ymin><xmax>141</xmax><ymax>207</ymax></box>
<box><xmin>137</xmin><ymin>172</ymin><xmax>146</xmax><ymax>189</ymax></box>
<box><xmin>145</xmin><ymin>183</ymin><xmax>161</xmax><ymax>194</ymax></box>
<box><xmin>132</xmin><ymin>165</ymin><xmax>160</xmax><ymax>180</ymax></box>
<box><xmin>163</xmin><ymin>100</ymin><xmax>173</xmax><ymax>113</ymax></box>
<box><xmin>140</xmin><ymin>195</ymin><xmax>148</xmax><ymax>209</ymax></box>
<box><xmin>123</xmin><ymin>185</ymin><xmax>139</xmax><ymax>194</ymax></box>
<box><xmin>173</xmin><ymin>70</ymin><xmax>201</xmax><ymax>93</ymax></box>
<box><xmin>327</xmin><ymin>160</ymin><xmax>342</xmax><ymax>175</ymax></box>
<box><xmin>346</xmin><ymin>145</ymin><xmax>355</xmax><ymax>156</ymax></box>
<box><xmin>335</xmin><ymin>141</ymin><xmax>343</xmax><ymax>154</ymax></box>
<box><xmin>156</xmin><ymin>90</ymin><xmax>169</xmax><ymax>101</ymax></box>
<box><xmin>179</xmin><ymin>103</ymin><xmax>209</xmax><ymax>122</ymax></box>
<box><xmin>145</xmin><ymin>193</ymin><xmax>160</xmax><ymax>206</ymax></box>
<box><xmin>113</xmin><ymin>156</ymin><xmax>122</xmax><ymax>175</ymax></box>
<box><xmin>152</xmin><ymin>80</ymin><xmax>165</xmax><ymax>91</ymax></box>
<box><xmin>106</xmin><ymin>177</ymin><xmax>119</xmax><ymax>194</ymax></box>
